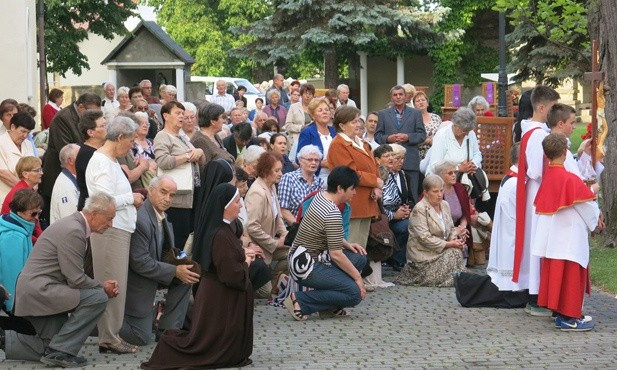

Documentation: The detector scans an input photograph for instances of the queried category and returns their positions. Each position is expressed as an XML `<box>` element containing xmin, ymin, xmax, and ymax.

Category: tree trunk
<box><xmin>597</xmin><ymin>0</ymin><xmax>617</xmax><ymax>246</ymax></box>
<box><xmin>323</xmin><ymin>45</ymin><xmax>338</xmax><ymax>89</ymax></box>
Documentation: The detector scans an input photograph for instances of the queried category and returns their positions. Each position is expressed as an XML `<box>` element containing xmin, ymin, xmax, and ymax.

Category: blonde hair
<box><xmin>15</xmin><ymin>156</ymin><xmax>42</xmax><ymax>180</ymax></box>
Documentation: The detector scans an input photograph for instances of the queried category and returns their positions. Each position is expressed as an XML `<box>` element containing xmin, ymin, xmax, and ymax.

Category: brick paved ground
<box><xmin>3</xmin><ymin>269</ymin><xmax>617</xmax><ymax>369</ymax></box>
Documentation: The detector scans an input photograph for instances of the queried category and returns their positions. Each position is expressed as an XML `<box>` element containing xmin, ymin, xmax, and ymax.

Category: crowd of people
<box><xmin>0</xmin><ymin>78</ymin><xmax>605</xmax><ymax>368</ymax></box>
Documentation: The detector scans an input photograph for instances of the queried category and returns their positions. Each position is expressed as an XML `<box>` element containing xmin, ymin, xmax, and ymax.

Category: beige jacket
<box><xmin>407</xmin><ymin>197</ymin><xmax>457</xmax><ymax>264</ymax></box>
<box><xmin>245</xmin><ymin>177</ymin><xmax>288</xmax><ymax>264</ymax></box>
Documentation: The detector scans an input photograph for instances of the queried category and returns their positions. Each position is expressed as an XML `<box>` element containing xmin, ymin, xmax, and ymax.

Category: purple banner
<box><xmin>452</xmin><ymin>84</ymin><xmax>461</xmax><ymax>107</ymax></box>
<box><xmin>486</xmin><ymin>82</ymin><xmax>494</xmax><ymax>105</ymax></box>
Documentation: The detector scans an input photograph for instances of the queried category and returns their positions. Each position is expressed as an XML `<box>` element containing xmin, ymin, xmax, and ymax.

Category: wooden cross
<box><xmin>583</xmin><ymin>40</ymin><xmax>604</xmax><ymax>165</ymax></box>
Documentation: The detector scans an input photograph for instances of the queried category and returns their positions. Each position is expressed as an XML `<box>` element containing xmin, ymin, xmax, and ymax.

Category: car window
<box><xmin>226</xmin><ymin>83</ymin><xmax>236</xmax><ymax>95</ymax></box>
<box><xmin>204</xmin><ymin>82</ymin><xmax>214</xmax><ymax>95</ymax></box>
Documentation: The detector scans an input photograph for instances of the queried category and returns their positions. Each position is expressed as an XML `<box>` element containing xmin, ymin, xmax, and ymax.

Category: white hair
<box><xmin>59</xmin><ymin>143</ymin><xmax>80</xmax><ymax>167</ymax></box>
<box><xmin>336</xmin><ymin>84</ymin><xmax>349</xmax><ymax>92</ymax></box>
<box><xmin>182</xmin><ymin>102</ymin><xmax>196</xmax><ymax>114</ymax></box>
<box><xmin>243</xmin><ymin>145</ymin><xmax>266</xmax><ymax>165</ymax></box>
<box><xmin>83</xmin><ymin>192</ymin><xmax>115</xmax><ymax>213</ymax></box>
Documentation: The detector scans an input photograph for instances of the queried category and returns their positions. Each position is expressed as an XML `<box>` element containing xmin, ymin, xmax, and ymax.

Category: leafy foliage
<box><xmin>148</xmin><ymin>0</ymin><xmax>276</xmax><ymax>79</ymax></box>
<box><xmin>43</xmin><ymin>0</ymin><xmax>136</xmax><ymax>77</ymax></box>
<box><xmin>231</xmin><ymin>0</ymin><xmax>445</xmax><ymax>87</ymax></box>
<box><xmin>427</xmin><ymin>1</ymin><xmax>500</xmax><ymax>112</ymax></box>
<box><xmin>494</xmin><ymin>0</ymin><xmax>590</xmax><ymax>86</ymax></box>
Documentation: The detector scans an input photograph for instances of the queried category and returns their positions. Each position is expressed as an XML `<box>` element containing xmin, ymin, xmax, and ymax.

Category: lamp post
<box><xmin>498</xmin><ymin>11</ymin><xmax>508</xmax><ymax>117</ymax></box>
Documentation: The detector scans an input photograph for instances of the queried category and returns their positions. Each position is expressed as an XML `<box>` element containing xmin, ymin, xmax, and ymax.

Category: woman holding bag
<box><xmin>154</xmin><ymin>101</ymin><xmax>205</xmax><ymax>249</ymax></box>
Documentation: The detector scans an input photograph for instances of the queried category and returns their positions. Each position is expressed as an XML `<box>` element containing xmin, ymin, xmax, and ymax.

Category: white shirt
<box><xmin>427</xmin><ymin>122</ymin><xmax>482</xmax><ymax>175</ymax></box>
<box><xmin>102</xmin><ymin>98</ymin><xmax>120</xmax><ymax>115</ymax></box>
<box><xmin>336</xmin><ymin>98</ymin><xmax>357</xmax><ymax>108</ymax></box>
<box><xmin>50</xmin><ymin>170</ymin><xmax>79</xmax><ymax>224</ymax></box>
<box><xmin>85</xmin><ymin>151</ymin><xmax>136</xmax><ymax>232</ymax></box>
<box><xmin>0</xmin><ymin>132</ymin><xmax>35</xmax><ymax>205</ymax></box>
<box><xmin>210</xmin><ymin>93</ymin><xmax>236</xmax><ymax>112</ymax></box>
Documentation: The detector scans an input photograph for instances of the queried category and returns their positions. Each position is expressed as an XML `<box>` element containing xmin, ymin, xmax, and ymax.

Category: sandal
<box><xmin>283</xmin><ymin>293</ymin><xmax>307</xmax><ymax>321</ymax></box>
<box><xmin>99</xmin><ymin>340</ymin><xmax>138</xmax><ymax>354</ymax></box>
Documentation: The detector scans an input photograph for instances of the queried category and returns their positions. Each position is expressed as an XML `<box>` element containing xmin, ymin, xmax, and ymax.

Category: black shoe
<box><xmin>40</xmin><ymin>350</ymin><xmax>87</xmax><ymax>368</ymax></box>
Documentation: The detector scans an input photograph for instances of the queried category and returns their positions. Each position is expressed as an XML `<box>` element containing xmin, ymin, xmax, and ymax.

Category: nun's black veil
<box><xmin>196</xmin><ymin>158</ymin><xmax>234</xmax><ymax>212</ymax></box>
<box><xmin>192</xmin><ymin>183</ymin><xmax>238</xmax><ymax>271</ymax></box>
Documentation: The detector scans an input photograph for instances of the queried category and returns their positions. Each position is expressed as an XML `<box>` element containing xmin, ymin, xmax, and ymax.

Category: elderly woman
<box><xmin>468</xmin><ymin>95</ymin><xmax>494</xmax><ymax>117</ymax></box>
<box><xmin>238</xmin><ymin>145</ymin><xmax>264</xmax><ymax>190</ymax></box>
<box><xmin>395</xmin><ymin>175</ymin><xmax>466</xmax><ymax>287</ymax></box>
<box><xmin>1</xmin><ymin>156</ymin><xmax>44</xmax><ymax>241</ymax></box>
<box><xmin>296</xmin><ymin>98</ymin><xmax>337</xmax><ymax>183</ymax></box>
<box><xmin>76</xmin><ymin>110</ymin><xmax>107</xmax><ymax>210</ymax></box>
<box><xmin>278</xmin><ymin>144</ymin><xmax>325</xmax><ymax>226</ymax></box>
<box><xmin>414</xmin><ymin>91</ymin><xmax>442</xmax><ymax>160</ymax></box>
<box><xmin>245</xmin><ymin>151</ymin><xmax>289</xmax><ymax>285</ymax></box>
<box><xmin>0</xmin><ymin>189</ymin><xmax>44</xmax><ymax>314</ymax></box>
<box><xmin>327</xmin><ymin>105</ymin><xmax>383</xmax><ymax>251</ymax></box>
<box><xmin>434</xmin><ymin>160</ymin><xmax>473</xmax><ymax>250</ymax></box>
<box><xmin>380</xmin><ymin>144</ymin><xmax>412</xmax><ymax>273</ymax></box>
<box><xmin>0</xmin><ymin>112</ymin><xmax>36</xmax><ymax>206</ymax></box>
<box><xmin>154</xmin><ymin>101</ymin><xmax>205</xmax><ymax>249</ymax></box>
<box><xmin>269</xmin><ymin>133</ymin><xmax>295</xmax><ymax>174</ymax></box>
<box><xmin>428</xmin><ymin>107</ymin><xmax>482</xmax><ymax>176</ymax></box>
<box><xmin>262</xmin><ymin>89</ymin><xmax>287</xmax><ymax>128</ymax></box>
<box><xmin>181</xmin><ymin>102</ymin><xmax>198</xmax><ymax>140</ymax></box>
<box><xmin>118</xmin><ymin>112</ymin><xmax>156</xmax><ymax>189</ymax></box>
<box><xmin>284</xmin><ymin>83</ymin><xmax>315</xmax><ymax>148</ymax></box>
<box><xmin>191</xmin><ymin>103</ymin><xmax>235</xmax><ymax>174</ymax></box>
<box><xmin>0</xmin><ymin>99</ymin><xmax>18</xmax><ymax>134</ymax></box>
<box><xmin>143</xmin><ymin>183</ymin><xmax>254</xmax><ymax>369</ymax></box>
<box><xmin>42</xmin><ymin>88</ymin><xmax>64</xmax><ymax>130</ymax></box>
<box><xmin>86</xmin><ymin>115</ymin><xmax>144</xmax><ymax>354</ymax></box>
<box><xmin>284</xmin><ymin>166</ymin><xmax>367</xmax><ymax>321</ymax></box>
<box><xmin>117</xmin><ymin>86</ymin><xmax>133</xmax><ymax>112</ymax></box>
<box><xmin>159</xmin><ymin>84</ymin><xmax>177</xmax><ymax>105</ymax></box>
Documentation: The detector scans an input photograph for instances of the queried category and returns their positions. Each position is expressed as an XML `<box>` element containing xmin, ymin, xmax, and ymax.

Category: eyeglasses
<box><xmin>136</xmin><ymin>106</ymin><xmax>149</xmax><ymax>112</ymax></box>
<box><xmin>29</xmin><ymin>210</ymin><xmax>42</xmax><ymax>218</ymax></box>
<box><xmin>445</xmin><ymin>171</ymin><xmax>456</xmax><ymax>175</ymax></box>
<box><xmin>301</xmin><ymin>158</ymin><xmax>320</xmax><ymax>163</ymax></box>
<box><xmin>28</xmin><ymin>168</ymin><xmax>43</xmax><ymax>173</ymax></box>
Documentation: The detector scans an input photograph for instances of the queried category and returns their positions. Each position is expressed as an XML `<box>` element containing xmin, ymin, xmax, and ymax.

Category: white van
<box><xmin>190</xmin><ymin>76</ymin><xmax>263</xmax><ymax>110</ymax></box>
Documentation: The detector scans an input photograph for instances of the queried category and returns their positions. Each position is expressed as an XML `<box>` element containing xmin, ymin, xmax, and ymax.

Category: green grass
<box><xmin>590</xmin><ymin>236</ymin><xmax>617</xmax><ymax>294</ymax></box>
<box><xmin>569</xmin><ymin>123</ymin><xmax>588</xmax><ymax>155</ymax></box>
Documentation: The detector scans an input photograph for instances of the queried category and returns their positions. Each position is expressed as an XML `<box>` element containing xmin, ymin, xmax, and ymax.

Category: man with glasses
<box><xmin>375</xmin><ymin>85</ymin><xmax>426</xmax><ymax>206</ymax></box>
<box><xmin>278</xmin><ymin>144</ymin><xmax>325</xmax><ymax>226</ymax></box>
<box><xmin>140</xmin><ymin>79</ymin><xmax>160</xmax><ymax>105</ymax></box>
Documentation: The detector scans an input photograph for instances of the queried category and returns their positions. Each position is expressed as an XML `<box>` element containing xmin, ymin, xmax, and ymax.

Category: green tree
<box><xmin>427</xmin><ymin>0</ymin><xmax>500</xmax><ymax>112</ymax></box>
<box><xmin>494</xmin><ymin>0</ymin><xmax>590</xmax><ymax>86</ymax></box>
<box><xmin>231</xmin><ymin>0</ymin><xmax>445</xmax><ymax>88</ymax></box>
<box><xmin>149</xmin><ymin>0</ymin><xmax>272</xmax><ymax>79</ymax></box>
<box><xmin>43</xmin><ymin>0</ymin><xmax>136</xmax><ymax>77</ymax></box>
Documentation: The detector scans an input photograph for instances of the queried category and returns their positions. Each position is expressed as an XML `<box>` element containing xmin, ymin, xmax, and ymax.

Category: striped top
<box><xmin>291</xmin><ymin>192</ymin><xmax>344</xmax><ymax>259</ymax></box>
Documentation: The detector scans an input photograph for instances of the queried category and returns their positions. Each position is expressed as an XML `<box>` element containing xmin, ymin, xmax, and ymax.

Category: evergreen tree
<box><xmin>231</xmin><ymin>0</ymin><xmax>445</xmax><ymax>88</ymax></box>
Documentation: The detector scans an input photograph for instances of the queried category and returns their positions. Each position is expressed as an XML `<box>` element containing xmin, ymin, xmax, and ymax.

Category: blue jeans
<box><xmin>388</xmin><ymin>218</ymin><xmax>409</xmax><ymax>267</ymax></box>
<box><xmin>295</xmin><ymin>250</ymin><xmax>366</xmax><ymax>315</ymax></box>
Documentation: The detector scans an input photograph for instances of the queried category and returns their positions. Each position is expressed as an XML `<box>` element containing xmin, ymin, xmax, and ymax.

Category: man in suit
<box><xmin>41</xmin><ymin>92</ymin><xmax>101</xmax><ymax>224</ymax></box>
<box><xmin>375</xmin><ymin>85</ymin><xmax>426</xmax><ymax>205</ymax></box>
<box><xmin>120</xmin><ymin>176</ymin><xmax>199</xmax><ymax>346</ymax></box>
<box><xmin>1</xmin><ymin>192</ymin><xmax>119</xmax><ymax>368</ymax></box>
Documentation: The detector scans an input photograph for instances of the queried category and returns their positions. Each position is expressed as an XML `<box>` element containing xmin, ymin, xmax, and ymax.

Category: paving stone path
<box><xmin>3</xmin><ymin>271</ymin><xmax>617</xmax><ymax>369</ymax></box>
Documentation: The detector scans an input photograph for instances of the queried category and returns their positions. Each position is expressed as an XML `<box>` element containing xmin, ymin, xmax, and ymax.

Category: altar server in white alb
<box><xmin>532</xmin><ymin>133</ymin><xmax>602</xmax><ymax>332</ymax></box>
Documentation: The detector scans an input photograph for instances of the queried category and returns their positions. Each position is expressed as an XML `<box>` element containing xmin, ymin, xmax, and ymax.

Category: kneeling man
<box><xmin>1</xmin><ymin>192</ymin><xmax>119</xmax><ymax>368</ymax></box>
<box><xmin>120</xmin><ymin>176</ymin><xmax>199</xmax><ymax>345</ymax></box>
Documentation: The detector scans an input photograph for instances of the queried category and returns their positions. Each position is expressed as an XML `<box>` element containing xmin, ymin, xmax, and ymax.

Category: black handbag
<box><xmin>457</xmin><ymin>137</ymin><xmax>488</xmax><ymax>199</ymax></box>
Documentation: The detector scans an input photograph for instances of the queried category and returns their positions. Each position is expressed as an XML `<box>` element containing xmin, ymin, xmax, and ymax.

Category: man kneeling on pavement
<box><xmin>120</xmin><ymin>175</ymin><xmax>199</xmax><ymax>345</ymax></box>
<box><xmin>1</xmin><ymin>193</ymin><xmax>119</xmax><ymax>368</ymax></box>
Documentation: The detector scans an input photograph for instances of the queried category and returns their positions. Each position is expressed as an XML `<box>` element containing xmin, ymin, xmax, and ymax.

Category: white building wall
<box><xmin>0</xmin><ymin>0</ymin><xmax>38</xmax><ymax>107</ymax></box>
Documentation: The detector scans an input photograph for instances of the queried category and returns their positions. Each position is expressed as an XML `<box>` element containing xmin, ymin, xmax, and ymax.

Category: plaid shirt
<box><xmin>278</xmin><ymin>169</ymin><xmax>324</xmax><ymax>220</ymax></box>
